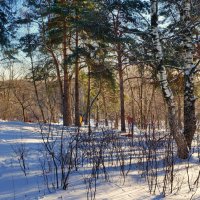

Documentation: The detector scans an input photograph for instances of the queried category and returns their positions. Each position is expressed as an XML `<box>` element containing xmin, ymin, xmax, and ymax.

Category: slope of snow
<box><xmin>0</xmin><ymin>121</ymin><xmax>45</xmax><ymax>200</ymax></box>
<box><xmin>0</xmin><ymin>120</ymin><xmax>200</xmax><ymax>200</ymax></box>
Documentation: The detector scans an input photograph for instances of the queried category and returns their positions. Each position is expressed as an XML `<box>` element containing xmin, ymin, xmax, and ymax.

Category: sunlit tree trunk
<box><xmin>63</xmin><ymin>72</ymin><xmax>72</xmax><ymax>126</ymax></box>
<box><xmin>118</xmin><ymin>44</ymin><xmax>126</xmax><ymax>132</ymax></box>
<box><xmin>127</xmin><ymin>76</ymin><xmax>135</xmax><ymax>122</ymax></box>
<box><xmin>95</xmin><ymin>101</ymin><xmax>99</xmax><ymax>127</ymax></box>
<box><xmin>113</xmin><ymin>10</ymin><xmax>126</xmax><ymax>132</ymax></box>
<box><xmin>74</xmin><ymin>31</ymin><xmax>80</xmax><ymax>127</ymax></box>
<box><xmin>114</xmin><ymin>112</ymin><xmax>119</xmax><ymax>129</ymax></box>
<box><xmin>177</xmin><ymin>94</ymin><xmax>182</xmax><ymax>130</ymax></box>
<box><xmin>102</xmin><ymin>91</ymin><xmax>108</xmax><ymax>126</ymax></box>
<box><xmin>62</xmin><ymin>17</ymin><xmax>72</xmax><ymax>126</ymax></box>
<box><xmin>150</xmin><ymin>0</ymin><xmax>189</xmax><ymax>159</ymax></box>
<box><xmin>138</xmin><ymin>66</ymin><xmax>145</xmax><ymax>129</ymax></box>
<box><xmin>182</xmin><ymin>0</ymin><xmax>197</xmax><ymax>149</ymax></box>
<box><xmin>85</xmin><ymin>65</ymin><xmax>91</xmax><ymax>126</ymax></box>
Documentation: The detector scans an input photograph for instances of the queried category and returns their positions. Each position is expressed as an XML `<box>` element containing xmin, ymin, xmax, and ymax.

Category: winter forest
<box><xmin>0</xmin><ymin>0</ymin><xmax>200</xmax><ymax>199</ymax></box>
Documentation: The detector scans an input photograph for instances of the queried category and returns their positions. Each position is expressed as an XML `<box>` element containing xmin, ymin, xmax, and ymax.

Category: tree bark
<box><xmin>62</xmin><ymin>16</ymin><xmax>72</xmax><ymax>126</ymax></box>
<box><xmin>113</xmin><ymin>9</ymin><xmax>126</xmax><ymax>132</ymax></box>
<box><xmin>118</xmin><ymin>45</ymin><xmax>126</xmax><ymax>132</ymax></box>
<box><xmin>150</xmin><ymin>0</ymin><xmax>189</xmax><ymax>159</ymax></box>
<box><xmin>30</xmin><ymin>49</ymin><xmax>46</xmax><ymax>123</ymax></box>
<box><xmin>95</xmin><ymin>102</ymin><xmax>99</xmax><ymax>127</ymax></box>
<box><xmin>182</xmin><ymin>0</ymin><xmax>197</xmax><ymax>149</ymax></box>
<box><xmin>74</xmin><ymin>31</ymin><xmax>80</xmax><ymax>127</ymax></box>
<box><xmin>63</xmin><ymin>72</ymin><xmax>72</xmax><ymax>126</ymax></box>
<box><xmin>84</xmin><ymin>65</ymin><xmax>91</xmax><ymax>126</ymax></box>
<box><xmin>139</xmin><ymin>67</ymin><xmax>144</xmax><ymax>129</ymax></box>
<box><xmin>102</xmin><ymin>91</ymin><xmax>108</xmax><ymax>126</ymax></box>
<box><xmin>114</xmin><ymin>112</ymin><xmax>119</xmax><ymax>129</ymax></box>
<box><xmin>177</xmin><ymin>94</ymin><xmax>182</xmax><ymax>130</ymax></box>
<box><xmin>49</xmin><ymin>50</ymin><xmax>63</xmax><ymax>99</ymax></box>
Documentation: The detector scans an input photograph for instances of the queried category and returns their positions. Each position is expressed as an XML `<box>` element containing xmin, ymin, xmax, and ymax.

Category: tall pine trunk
<box><xmin>85</xmin><ymin>65</ymin><xmax>91</xmax><ymax>126</ymax></box>
<box><xmin>182</xmin><ymin>0</ymin><xmax>197</xmax><ymax>149</ymax></box>
<box><xmin>74</xmin><ymin>31</ymin><xmax>80</xmax><ymax>127</ymax></box>
<box><xmin>41</xmin><ymin>18</ymin><xmax>64</xmax><ymax>117</ymax></box>
<box><xmin>102</xmin><ymin>91</ymin><xmax>108</xmax><ymax>126</ymax></box>
<box><xmin>62</xmin><ymin>17</ymin><xmax>72</xmax><ymax>126</ymax></box>
<box><xmin>139</xmin><ymin>67</ymin><xmax>144</xmax><ymax>129</ymax></box>
<box><xmin>118</xmin><ymin>44</ymin><xmax>126</xmax><ymax>132</ymax></box>
<box><xmin>150</xmin><ymin>0</ymin><xmax>189</xmax><ymax>159</ymax></box>
<box><xmin>95</xmin><ymin>102</ymin><xmax>99</xmax><ymax>127</ymax></box>
<box><xmin>63</xmin><ymin>71</ymin><xmax>72</xmax><ymax>126</ymax></box>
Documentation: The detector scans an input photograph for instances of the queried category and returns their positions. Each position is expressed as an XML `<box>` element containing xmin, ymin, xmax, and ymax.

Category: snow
<box><xmin>0</xmin><ymin>120</ymin><xmax>200</xmax><ymax>200</ymax></box>
<box><xmin>0</xmin><ymin>121</ymin><xmax>45</xmax><ymax>200</ymax></box>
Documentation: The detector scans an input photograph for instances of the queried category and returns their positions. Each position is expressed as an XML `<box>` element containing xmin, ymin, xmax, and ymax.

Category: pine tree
<box><xmin>0</xmin><ymin>0</ymin><xmax>15</xmax><ymax>58</ymax></box>
<box><xmin>0</xmin><ymin>0</ymin><xmax>10</xmax><ymax>48</ymax></box>
<box><xmin>99</xmin><ymin>0</ymin><xmax>148</xmax><ymax>132</ymax></box>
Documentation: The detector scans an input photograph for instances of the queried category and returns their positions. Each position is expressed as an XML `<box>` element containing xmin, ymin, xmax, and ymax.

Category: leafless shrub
<box><xmin>12</xmin><ymin>142</ymin><xmax>29</xmax><ymax>176</ymax></box>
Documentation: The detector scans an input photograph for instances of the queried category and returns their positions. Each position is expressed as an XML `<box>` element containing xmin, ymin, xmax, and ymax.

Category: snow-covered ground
<box><xmin>0</xmin><ymin>120</ymin><xmax>200</xmax><ymax>200</ymax></box>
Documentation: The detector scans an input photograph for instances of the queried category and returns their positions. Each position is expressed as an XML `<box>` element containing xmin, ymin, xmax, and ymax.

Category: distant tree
<box><xmin>101</xmin><ymin>0</ymin><xmax>148</xmax><ymax>132</ymax></box>
<box><xmin>19</xmin><ymin>32</ymin><xmax>46</xmax><ymax>122</ymax></box>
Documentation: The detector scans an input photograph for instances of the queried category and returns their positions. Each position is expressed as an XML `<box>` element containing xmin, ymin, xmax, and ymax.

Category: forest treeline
<box><xmin>0</xmin><ymin>0</ymin><xmax>200</xmax><ymax>158</ymax></box>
